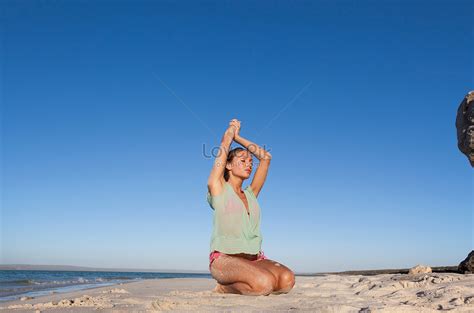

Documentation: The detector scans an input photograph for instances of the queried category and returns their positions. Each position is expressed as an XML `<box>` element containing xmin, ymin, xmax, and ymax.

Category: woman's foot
<box><xmin>213</xmin><ymin>283</ymin><xmax>226</xmax><ymax>293</ymax></box>
<box><xmin>213</xmin><ymin>282</ymin><xmax>243</xmax><ymax>294</ymax></box>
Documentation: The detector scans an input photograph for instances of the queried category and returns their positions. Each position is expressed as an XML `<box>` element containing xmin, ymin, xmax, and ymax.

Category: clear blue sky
<box><xmin>1</xmin><ymin>1</ymin><xmax>472</xmax><ymax>273</ymax></box>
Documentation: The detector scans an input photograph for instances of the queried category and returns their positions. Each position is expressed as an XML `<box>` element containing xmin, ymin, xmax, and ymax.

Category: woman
<box><xmin>206</xmin><ymin>118</ymin><xmax>295</xmax><ymax>296</ymax></box>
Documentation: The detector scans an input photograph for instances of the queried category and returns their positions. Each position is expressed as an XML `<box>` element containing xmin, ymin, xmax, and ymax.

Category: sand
<box><xmin>1</xmin><ymin>272</ymin><xmax>473</xmax><ymax>312</ymax></box>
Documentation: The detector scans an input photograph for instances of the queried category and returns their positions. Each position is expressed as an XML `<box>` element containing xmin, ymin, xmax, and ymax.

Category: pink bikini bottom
<box><xmin>209</xmin><ymin>250</ymin><xmax>268</xmax><ymax>270</ymax></box>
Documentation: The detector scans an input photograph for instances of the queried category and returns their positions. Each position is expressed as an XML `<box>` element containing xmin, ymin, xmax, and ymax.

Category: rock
<box><xmin>458</xmin><ymin>250</ymin><xmax>474</xmax><ymax>273</ymax></box>
<box><xmin>455</xmin><ymin>90</ymin><xmax>474</xmax><ymax>167</ymax></box>
<box><xmin>20</xmin><ymin>296</ymin><xmax>34</xmax><ymax>301</ymax></box>
<box><xmin>408</xmin><ymin>264</ymin><xmax>432</xmax><ymax>275</ymax></box>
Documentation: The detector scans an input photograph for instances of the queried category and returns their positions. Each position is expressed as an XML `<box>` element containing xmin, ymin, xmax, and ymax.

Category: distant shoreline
<box><xmin>0</xmin><ymin>264</ymin><xmax>460</xmax><ymax>276</ymax></box>
<box><xmin>0</xmin><ymin>264</ymin><xmax>206</xmax><ymax>274</ymax></box>
<box><xmin>302</xmin><ymin>265</ymin><xmax>460</xmax><ymax>276</ymax></box>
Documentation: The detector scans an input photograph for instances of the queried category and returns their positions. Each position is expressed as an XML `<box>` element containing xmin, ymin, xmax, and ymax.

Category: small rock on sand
<box><xmin>20</xmin><ymin>296</ymin><xmax>34</xmax><ymax>301</ymax></box>
<box><xmin>409</xmin><ymin>264</ymin><xmax>432</xmax><ymax>275</ymax></box>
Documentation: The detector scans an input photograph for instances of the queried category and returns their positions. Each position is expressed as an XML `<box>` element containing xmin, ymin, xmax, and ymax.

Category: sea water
<box><xmin>0</xmin><ymin>270</ymin><xmax>211</xmax><ymax>302</ymax></box>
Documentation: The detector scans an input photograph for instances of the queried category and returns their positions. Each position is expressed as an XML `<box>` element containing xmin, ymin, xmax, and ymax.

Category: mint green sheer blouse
<box><xmin>207</xmin><ymin>181</ymin><xmax>263</xmax><ymax>254</ymax></box>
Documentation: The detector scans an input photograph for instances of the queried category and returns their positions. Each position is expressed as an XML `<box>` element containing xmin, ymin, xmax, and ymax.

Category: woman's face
<box><xmin>228</xmin><ymin>150</ymin><xmax>253</xmax><ymax>179</ymax></box>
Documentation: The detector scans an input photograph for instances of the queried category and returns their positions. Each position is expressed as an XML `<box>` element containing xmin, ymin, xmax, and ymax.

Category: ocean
<box><xmin>0</xmin><ymin>270</ymin><xmax>212</xmax><ymax>302</ymax></box>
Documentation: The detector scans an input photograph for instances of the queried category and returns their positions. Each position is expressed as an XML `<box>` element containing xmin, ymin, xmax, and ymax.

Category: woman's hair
<box><xmin>224</xmin><ymin>147</ymin><xmax>246</xmax><ymax>181</ymax></box>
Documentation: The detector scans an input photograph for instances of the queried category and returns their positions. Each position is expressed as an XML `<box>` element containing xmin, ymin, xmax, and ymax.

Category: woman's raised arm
<box><xmin>207</xmin><ymin>120</ymin><xmax>238</xmax><ymax>196</ymax></box>
<box><xmin>234</xmin><ymin>134</ymin><xmax>272</xmax><ymax>198</ymax></box>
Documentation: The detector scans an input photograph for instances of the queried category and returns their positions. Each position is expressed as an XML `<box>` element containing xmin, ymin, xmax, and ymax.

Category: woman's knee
<box><xmin>250</xmin><ymin>273</ymin><xmax>275</xmax><ymax>295</ymax></box>
<box><xmin>277</xmin><ymin>270</ymin><xmax>295</xmax><ymax>292</ymax></box>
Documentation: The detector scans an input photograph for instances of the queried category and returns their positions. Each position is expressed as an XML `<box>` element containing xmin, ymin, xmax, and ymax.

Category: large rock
<box><xmin>456</xmin><ymin>90</ymin><xmax>474</xmax><ymax>167</ymax></box>
<box><xmin>458</xmin><ymin>250</ymin><xmax>474</xmax><ymax>274</ymax></box>
<box><xmin>408</xmin><ymin>264</ymin><xmax>432</xmax><ymax>275</ymax></box>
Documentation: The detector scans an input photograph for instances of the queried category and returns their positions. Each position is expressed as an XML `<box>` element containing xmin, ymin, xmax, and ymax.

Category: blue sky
<box><xmin>1</xmin><ymin>0</ymin><xmax>472</xmax><ymax>273</ymax></box>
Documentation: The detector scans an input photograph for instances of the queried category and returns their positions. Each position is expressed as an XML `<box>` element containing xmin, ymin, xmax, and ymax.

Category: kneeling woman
<box><xmin>206</xmin><ymin>118</ymin><xmax>295</xmax><ymax>296</ymax></box>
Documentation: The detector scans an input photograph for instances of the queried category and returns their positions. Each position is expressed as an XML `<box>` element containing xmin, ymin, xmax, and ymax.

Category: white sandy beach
<box><xmin>1</xmin><ymin>272</ymin><xmax>473</xmax><ymax>312</ymax></box>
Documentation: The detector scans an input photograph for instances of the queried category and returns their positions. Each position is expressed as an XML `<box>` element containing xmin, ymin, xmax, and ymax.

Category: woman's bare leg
<box><xmin>252</xmin><ymin>259</ymin><xmax>296</xmax><ymax>294</ymax></box>
<box><xmin>210</xmin><ymin>254</ymin><xmax>276</xmax><ymax>296</ymax></box>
